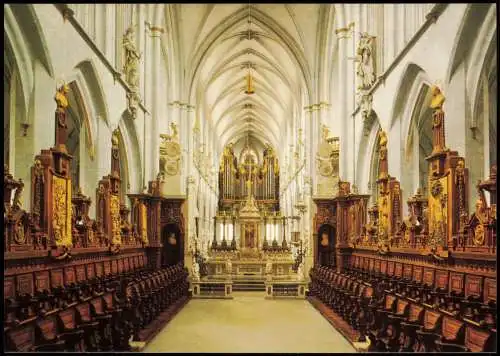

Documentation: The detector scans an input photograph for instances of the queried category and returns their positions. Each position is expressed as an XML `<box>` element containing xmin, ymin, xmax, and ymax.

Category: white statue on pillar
<box><xmin>192</xmin><ymin>254</ymin><xmax>200</xmax><ymax>281</ymax></box>
<box><xmin>265</xmin><ymin>259</ymin><xmax>273</xmax><ymax>281</ymax></box>
<box><xmin>225</xmin><ymin>258</ymin><xmax>232</xmax><ymax>275</ymax></box>
<box><xmin>356</xmin><ymin>33</ymin><xmax>376</xmax><ymax>91</ymax></box>
<box><xmin>123</xmin><ymin>27</ymin><xmax>142</xmax><ymax>118</ymax></box>
<box><xmin>297</xmin><ymin>259</ymin><xmax>305</xmax><ymax>281</ymax></box>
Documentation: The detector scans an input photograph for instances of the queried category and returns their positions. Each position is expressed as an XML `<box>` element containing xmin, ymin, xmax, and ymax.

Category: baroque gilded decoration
<box><xmin>425</xmin><ymin>85</ymin><xmax>469</xmax><ymax>256</ymax></box>
<box><xmin>428</xmin><ymin>177</ymin><xmax>448</xmax><ymax>252</ymax></box>
<box><xmin>159</xmin><ymin>122</ymin><xmax>181</xmax><ymax>178</ymax></box>
<box><xmin>374</xmin><ymin>131</ymin><xmax>402</xmax><ymax>253</ymax></box>
<box><xmin>140</xmin><ymin>201</ymin><xmax>149</xmax><ymax>244</ymax></box>
<box><xmin>464</xmin><ymin>165</ymin><xmax>497</xmax><ymax>253</ymax></box>
<box><xmin>110</xmin><ymin>195</ymin><xmax>121</xmax><ymax>246</ymax></box>
<box><xmin>52</xmin><ymin>175</ymin><xmax>72</xmax><ymax>247</ymax></box>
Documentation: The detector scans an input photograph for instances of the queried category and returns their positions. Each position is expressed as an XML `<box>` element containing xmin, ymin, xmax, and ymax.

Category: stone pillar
<box><xmin>304</xmin><ymin>106</ymin><xmax>314</xmax><ymax>193</ymax></box>
<box><xmin>148</xmin><ymin>23</ymin><xmax>164</xmax><ymax>181</ymax></box>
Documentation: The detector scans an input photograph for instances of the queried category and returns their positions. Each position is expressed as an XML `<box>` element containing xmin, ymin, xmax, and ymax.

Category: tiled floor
<box><xmin>143</xmin><ymin>292</ymin><xmax>356</xmax><ymax>353</ymax></box>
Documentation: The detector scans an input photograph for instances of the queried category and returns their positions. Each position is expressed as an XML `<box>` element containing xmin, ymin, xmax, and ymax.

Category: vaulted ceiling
<box><xmin>174</xmin><ymin>4</ymin><xmax>324</xmax><ymax>151</ymax></box>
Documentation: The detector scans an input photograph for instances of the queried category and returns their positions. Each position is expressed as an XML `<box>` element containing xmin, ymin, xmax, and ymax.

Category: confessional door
<box><xmin>317</xmin><ymin>224</ymin><xmax>336</xmax><ymax>267</ymax></box>
<box><xmin>161</xmin><ymin>223</ymin><xmax>181</xmax><ymax>267</ymax></box>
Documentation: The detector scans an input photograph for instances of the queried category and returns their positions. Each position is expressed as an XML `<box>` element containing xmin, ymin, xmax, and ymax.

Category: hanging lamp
<box><xmin>245</xmin><ymin>70</ymin><xmax>255</xmax><ymax>95</ymax></box>
<box><xmin>244</xmin><ymin>3</ymin><xmax>255</xmax><ymax>95</ymax></box>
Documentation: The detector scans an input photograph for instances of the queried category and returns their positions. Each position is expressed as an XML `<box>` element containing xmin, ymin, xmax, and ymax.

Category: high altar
<box><xmin>191</xmin><ymin>141</ymin><xmax>306</xmax><ymax>298</ymax></box>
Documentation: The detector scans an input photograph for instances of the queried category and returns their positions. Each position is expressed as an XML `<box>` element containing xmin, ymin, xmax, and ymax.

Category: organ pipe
<box><xmin>218</xmin><ymin>143</ymin><xmax>279</xmax><ymax>209</ymax></box>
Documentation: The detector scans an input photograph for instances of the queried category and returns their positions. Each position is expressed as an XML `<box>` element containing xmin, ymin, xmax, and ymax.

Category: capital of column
<box><xmin>146</xmin><ymin>22</ymin><xmax>165</xmax><ymax>38</ymax></box>
<box><xmin>304</xmin><ymin>105</ymin><xmax>313</xmax><ymax>114</ymax></box>
<box><xmin>169</xmin><ymin>101</ymin><xmax>182</xmax><ymax>109</ymax></box>
<box><xmin>335</xmin><ymin>22</ymin><xmax>355</xmax><ymax>39</ymax></box>
<box><xmin>318</xmin><ymin>102</ymin><xmax>331</xmax><ymax>111</ymax></box>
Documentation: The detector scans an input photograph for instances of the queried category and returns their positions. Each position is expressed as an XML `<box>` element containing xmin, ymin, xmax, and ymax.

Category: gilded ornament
<box><xmin>54</xmin><ymin>83</ymin><xmax>70</xmax><ymax>112</ymax></box>
<box><xmin>52</xmin><ymin>176</ymin><xmax>72</xmax><ymax>247</ymax></box>
<box><xmin>473</xmin><ymin>224</ymin><xmax>485</xmax><ymax>246</ymax></box>
<box><xmin>14</xmin><ymin>220</ymin><xmax>26</xmax><ymax>244</ymax></box>
<box><xmin>430</xmin><ymin>85</ymin><xmax>445</xmax><ymax>112</ymax></box>
<box><xmin>431</xmin><ymin>180</ymin><xmax>443</xmax><ymax>197</ymax></box>
<box><xmin>140</xmin><ymin>202</ymin><xmax>148</xmax><ymax>244</ymax></box>
<box><xmin>110</xmin><ymin>195</ymin><xmax>121</xmax><ymax>246</ymax></box>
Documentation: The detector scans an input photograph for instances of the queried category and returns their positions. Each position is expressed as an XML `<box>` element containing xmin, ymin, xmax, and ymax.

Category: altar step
<box><xmin>232</xmin><ymin>280</ymin><xmax>266</xmax><ymax>291</ymax></box>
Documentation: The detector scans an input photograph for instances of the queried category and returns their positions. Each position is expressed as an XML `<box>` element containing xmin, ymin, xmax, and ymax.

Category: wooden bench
<box><xmin>5</xmin><ymin>323</ymin><xmax>37</xmax><ymax>351</ymax></box>
<box><xmin>34</xmin><ymin>314</ymin><xmax>66</xmax><ymax>351</ymax></box>
<box><xmin>57</xmin><ymin>307</ymin><xmax>85</xmax><ymax>351</ymax></box>
<box><xmin>434</xmin><ymin>315</ymin><xmax>466</xmax><ymax>351</ymax></box>
<box><xmin>90</xmin><ymin>296</ymin><xmax>113</xmax><ymax>350</ymax></box>
<box><xmin>414</xmin><ymin>308</ymin><xmax>443</xmax><ymax>352</ymax></box>
<box><xmin>75</xmin><ymin>302</ymin><xmax>100</xmax><ymax>350</ymax></box>
<box><xmin>399</xmin><ymin>303</ymin><xmax>425</xmax><ymax>351</ymax></box>
<box><xmin>461</xmin><ymin>325</ymin><xmax>496</xmax><ymax>352</ymax></box>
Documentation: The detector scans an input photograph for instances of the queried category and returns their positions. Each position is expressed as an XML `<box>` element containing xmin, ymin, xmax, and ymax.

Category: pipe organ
<box><xmin>219</xmin><ymin>143</ymin><xmax>279</xmax><ymax>211</ymax></box>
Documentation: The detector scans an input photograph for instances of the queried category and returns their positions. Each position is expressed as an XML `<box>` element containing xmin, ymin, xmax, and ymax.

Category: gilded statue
<box><xmin>160</xmin><ymin>122</ymin><xmax>178</xmax><ymax>143</ymax></box>
<box><xmin>379</xmin><ymin>130</ymin><xmax>388</xmax><ymax>149</ymax></box>
<box><xmin>55</xmin><ymin>83</ymin><xmax>70</xmax><ymax>112</ymax></box>
<box><xmin>430</xmin><ymin>85</ymin><xmax>445</xmax><ymax>112</ymax></box>
<box><xmin>321</xmin><ymin>124</ymin><xmax>330</xmax><ymax>142</ymax></box>
<box><xmin>111</xmin><ymin>129</ymin><xmax>119</xmax><ymax>148</ymax></box>
<box><xmin>378</xmin><ymin>130</ymin><xmax>389</xmax><ymax>179</ymax></box>
<box><xmin>54</xmin><ymin>83</ymin><xmax>70</xmax><ymax>149</ymax></box>
<box><xmin>474</xmin><ymin>198</ymin><xmax>486</xmax><ymax>223</ymax></box>
<box><xmin>430</xmin><ymin>85</ymin><xmax>447</xmax><ymax>153</ymax></box>
<box><xmin>266</xmin><ymin>259</ymin><xmax>273</xmax><ymax>274</ymax></box>
<box><xmin>473</xmin><ymin>224</ymin><xmax>485</xmax><ymax>246</ymax></box>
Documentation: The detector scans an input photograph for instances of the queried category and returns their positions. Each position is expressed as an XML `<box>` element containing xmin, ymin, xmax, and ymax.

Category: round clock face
<box><xmin>319</xmin><ymin>162</ymin><xmax>333</xmax><ymax>177</ymax></box>
<box><xmin>166</xmin><ymin>142</ymin><xmax>181</xmax><ymax>157</ymax></box>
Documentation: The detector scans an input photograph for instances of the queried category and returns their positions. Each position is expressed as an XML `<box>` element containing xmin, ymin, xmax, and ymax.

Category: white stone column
<box><xmin>147</xmin><ymin>23</ymin><xmax>164</xmax><ymax>180</ymax></box>
<box><xmin>104</xmin><ymin>5</ymin><xmax>116</xmax><ymax>63</ymax></box>
<box><xmin>186</xmin><ymin>104</ymin><xmax>195</xmax><ymax>178</ymax></box>
<box><xmin>335</xmin><ymin>24</ymin><xmax>350</xmax><ymax>181</ymax></box>
<box><xmin>345</xmin><ymin>22</ymin><xmax>356</xmax><ymax>184</ymax></box>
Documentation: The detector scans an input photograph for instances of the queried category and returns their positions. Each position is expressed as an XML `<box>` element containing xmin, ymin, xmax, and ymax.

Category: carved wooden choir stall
<box><xmin>308</xmin><ymin>85</ymin><xmax>497</xmax><ymax>353</ymax></box>
<box><xmin>4</xmin><ymin>84</ymin><xmax>190</xmax><ymax>352</ymax></box>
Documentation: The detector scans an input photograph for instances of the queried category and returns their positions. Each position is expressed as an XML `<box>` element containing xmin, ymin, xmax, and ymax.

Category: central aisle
<box><xmin>143</xmin><ymin>292</ymin><xmax>356</xmax><ymax>353</ymax></box>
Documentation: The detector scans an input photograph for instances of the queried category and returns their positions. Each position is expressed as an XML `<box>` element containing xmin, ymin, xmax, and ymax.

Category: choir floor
<box><xmin>143</xmin><ymin>291</ymin><xmax>356</xmax><ymax>353</ymax></box>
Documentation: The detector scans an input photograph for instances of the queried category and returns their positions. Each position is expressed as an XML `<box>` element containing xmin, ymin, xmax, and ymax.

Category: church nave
<box><xmin>3</xmin><ymin>3</ymin><xmax>496</xmax><ymax>354</ymax></box>
<box><xmin>144</xmin><ymin>292</ymin><xmax>356</xmax><ymax>353</ymax></box>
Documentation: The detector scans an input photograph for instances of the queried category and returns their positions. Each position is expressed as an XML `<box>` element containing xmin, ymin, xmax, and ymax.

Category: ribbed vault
<box><xmin>175</xmin><ymin>4</ymin><xmax>321</xmax><ymax>154</ymax></box>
